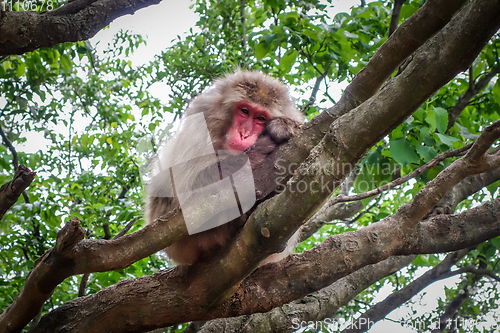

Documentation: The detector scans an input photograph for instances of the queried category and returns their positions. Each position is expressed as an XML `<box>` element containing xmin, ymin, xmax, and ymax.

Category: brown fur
<box><xmin>146</xmin><ymin>70</ymin><xmax>303</xmax><ymax>265</ymax></box>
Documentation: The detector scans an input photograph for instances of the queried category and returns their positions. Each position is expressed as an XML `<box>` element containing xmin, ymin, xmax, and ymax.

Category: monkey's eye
<box><xmin>241</xmin><ymin>108</ymin><xmax>249</xmax><ymax>115</ymax></box>
<box><xmin>256</xmin><ymin>116</ymin><xmax>267</xmax><ymax>122</ymax></box>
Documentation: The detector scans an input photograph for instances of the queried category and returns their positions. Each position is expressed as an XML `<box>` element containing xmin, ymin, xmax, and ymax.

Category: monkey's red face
<box><xmin>227</xmin><ymin>102</ymin><xmax>270</xmax><ymax>151</ymax></box>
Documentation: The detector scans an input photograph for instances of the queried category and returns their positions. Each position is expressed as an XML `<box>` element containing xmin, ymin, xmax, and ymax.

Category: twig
<box><xmin>314</xmin><ymin>144</ymin><xmax>472</xmax><ymax>218</ymax></box>
<box><xmin>301</xmin><ymin>71</ymin><xmax>328</xmax><ymax>113</ymax></box>
<box><xmin>388</xmin><ymin>0</ymin><xmax>407</xmax><ymax>37</ymax></box>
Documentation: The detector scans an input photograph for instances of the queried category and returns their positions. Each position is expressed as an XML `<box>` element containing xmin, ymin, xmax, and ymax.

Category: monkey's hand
<box><xmin>247</xmin><ymin>117</ymin><xmax>301</xmax><ymax>157</ymax></box>
<box><xmin>265</xmin><ymin>117</ymin><xmax>301</xmax><ymax>144</ymax></box>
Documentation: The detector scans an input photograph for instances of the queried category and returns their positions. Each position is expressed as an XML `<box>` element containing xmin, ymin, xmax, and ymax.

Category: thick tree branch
<box><xmin>4</xmin><ymin>1</ymin><xmax>500</xmax><ymax>331</ymax></box>
<box><xmin>252</xmin><ymin>0</ymin><xmax>470</xmax><ymax>201</ymax></box>
<box><xmin>28</xmin><ymin>116</ymin><xmax>500</xmax><ymax>332</ymax></box>
<box><xmin>78</xmin><ymin>217</ymin><xmax>139</xmax><ymax>297</ymax></box>
<box><xmin>0</xmin><ymin>210</ymin><xmax>184</xmax><ymax>333</ymax></box>
<box><xmin>30</xmin><ymin>196</ymin><xmax>500</xmax><ymax>332</ymax></box>
<box><xmin>207</xmin><ymin>197</ymin><xmax>500</xmax><ymax>322</ymax></box>
<box><xmin>197</xmin><ymin>256</ymin><xmax>416</xmax><ymax>333</ymax></box>
<box><xmin>0</xmin><ymin>0</ymin><xmax>162</xmax><ymax>56</ymax></box>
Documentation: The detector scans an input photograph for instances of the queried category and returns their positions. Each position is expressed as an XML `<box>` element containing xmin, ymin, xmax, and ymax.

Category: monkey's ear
<box><xmin>265</xmin><ymin>117</ymin><xmax>301</xmax><ymax>144</ymax></box>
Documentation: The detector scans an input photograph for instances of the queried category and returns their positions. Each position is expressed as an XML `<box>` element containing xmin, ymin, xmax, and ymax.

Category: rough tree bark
<box><xmin>0</xmin><ymin>165</ymin><xmax>36</xmax><ymax>220</ymax></box>
<box><xmin>0</xmin><ymin>0</ymin><xmax>162</xmax><ymax>56</ymax></box>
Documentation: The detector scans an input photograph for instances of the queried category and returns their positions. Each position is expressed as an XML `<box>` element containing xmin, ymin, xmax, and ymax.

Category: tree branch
<box><xmin>388</xmin><ymin>0</ymin><xmax>407</xmax><ymax>37</ymax></box>
<box><xmin>0</xmin><ymin>209</ymin><xmax>183</xmax><ymax>333</ymax></box>
<box><xmin>198</xmin><ymin>256</ymin><xmax>416</xmax><ymax>333</ymax></box>
<box><xmin>301</xmin><ymin>70</ymin><xmax>328</xmax><ymax>112</ymax></box>
<box><xmin>0</xmin><ymin>121</ymin><xmax>18</xmax><ymax>170</ymax></box>
<box><xmin>26</xmin><ymin>115</ymin><xmax>500</xmax><ymax>332</ymax></box>
<box><xmin>0</xmin><ymin>0</ymin><xmax>162</xmax><ymax>56</ymax></box>
<box><xmin>0</xmin><ymin>165</ymin><xmax>36</xmax><ymax>221</ymax></box>
<box><xmin>30</xmin><ymin>196</ymin><xmax>500</xmax><ymax>333</ymax></box>
<box><xmin>252</xmin><ymin>0</ymin><xmax>485</xmax><ymax>204</ymax></box>
<box><xmin>240</xmin><ymin>0</ymin><xmax>246</xmax><ymax>49</ymax></box>
<box><xmin>452</xmin><ymin>267</ymin><xmax>500</xmax><ymax>282</ymax></box>
<box><xmin>312</xmin><ymin>143</ymin><xmax>471</xmax><ymax>222</ymax></box>
<box><xmin>430</xmin><ymin>260</ymin><xmax>487</xmax><ymax>333</ymax></box>
<box><xmin>447</xmin><ymin>66</ymin><xmax>500</xmax><ymax>131</ymax></box>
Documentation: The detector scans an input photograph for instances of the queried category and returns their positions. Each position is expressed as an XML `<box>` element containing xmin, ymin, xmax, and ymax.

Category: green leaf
<box><xmin>60</xmin><ymin>55</ymin><xmax>72</xmax><ymax>71</ymax></box>
<box><xmin>389</xmin><ymin>138</ymin><xmax>420</xmax><ymax>166</ymax></box>
<box><xmin>81</xmin><ymin>134</ymin><xmax>89</xmax><ymax>148</ymax></box>
<box><xmin>16</xmin><ymin>63</ymin><xmax>26</xmax><ymax>77</ymax></box>
<box><xmin>493</xmin><ymin>80</ymin><xmax>500</xmax><ymax>106</ymax></box>
<box><xmin>486</xmin><ymin>179</ymin><xmax>500</xmax><ymax>197</ymax></box>
<box><xmin>280</xmin><ymin>50</ymin><xmax>297</xmax><ymax>73</ymax></box>
<box><xmin>426</xmin><ymin>110</ymin><xmax>437</xmax><ymax>132</ymax></box>
<box><xmin>435</xmin><ymin>133</ymin><xmax>459</xmax><ymax>147</ymax></box>
<box><xmin>415</xmin><ymin>145</ymin><xmax>437</xmax><ymax>162</ymax></box>
<box><xmin>255</xmin><ymin>41</ymin><xmax>271</xmax><ymax>60</ymax></box>
<box><xmin>433</xmin><ymin>107</ymin><xmax>448</xmax><ymax>134</ymax></box>
<box><xmin>491</xmin><ymin>237</ymin><xmax>500</xmax><ymax>250</ymax></box>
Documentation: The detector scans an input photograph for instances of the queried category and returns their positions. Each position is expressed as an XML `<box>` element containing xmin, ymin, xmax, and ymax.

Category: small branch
<box><xmin>0</xmin><ymin>122</ymin><xmax>19</xmax><ymax>170</ymax></box>
<box><xmin>114</xmin><ymin>217</ymin><xmax>139</xmax><ymax>239</ymax></box>
<box><xmin>0</xmin><ymin>122</ymin><xmax>31</xmax><ymax>202</ymax></box>
<box><xmin>388</xmin><ymin>0</ymin><xmax>407</xmax><ymax>37</ymax></box>
<box><xmin>0</xmin><ymin>165</ymin><xmax>36</xmax><ymax>220</ymax></box>
<box><xmin>240</xmin><ymin>0</ymin><xmax>246</xmax><ymax>49</ymax></box>
<box><xmin>447</xmin><ymin>65</ymin><xmax>500</xmax><ymax>131</ymax></box>
<box><xmin>452</xmin><ymin>267</ymin><xmax>500</xmax><ymax>282</ymax></box>
<box><xmin>301</xmin><ymin>71</ymin><xmax>328</xmax><ymax>113</ymax></box>
<box><xmin>349</xmin><ymin>193</ymin><xmax>383</xmax><ymax>224</ymax></box>
<box><xmin>313</xmin><ymin>144</ymin><xmax>472</xmax><ymax>220</ymax></box>
<box><xmin>117</xmin><ymin>185</ymin><xmax>130</xmax><ymax>200</ymax></box>
<box><xmin>102</xmin><ymin>223</ymin><xmax>112</xmax><ymax>240</ymax></box>
<box><xmin>77</xmin><ymin>273</ymin><xmax>90</xmax><ymax>297</ymax></box>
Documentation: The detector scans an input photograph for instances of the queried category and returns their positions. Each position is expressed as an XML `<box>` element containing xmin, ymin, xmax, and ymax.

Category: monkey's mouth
<box><xmin>228</xmin><ymin>141</ymin><xmax>248</xmax><ymax>152</ymax></box>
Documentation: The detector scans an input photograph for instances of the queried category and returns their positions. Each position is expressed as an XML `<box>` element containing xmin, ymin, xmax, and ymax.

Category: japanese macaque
<box><xmin>146</xmin><ymin>70</ymin><xmax>303</xmax><ymax>265</ymax></box>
